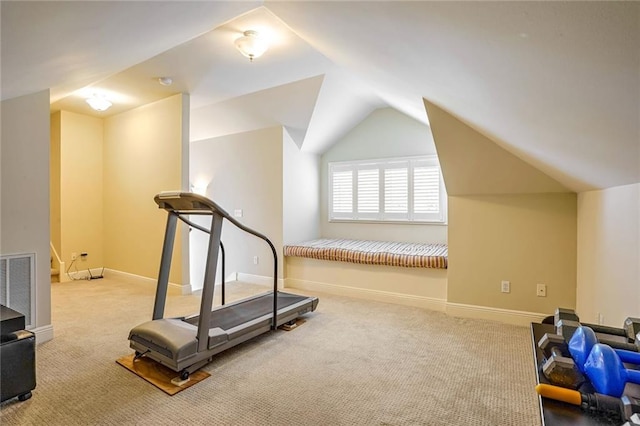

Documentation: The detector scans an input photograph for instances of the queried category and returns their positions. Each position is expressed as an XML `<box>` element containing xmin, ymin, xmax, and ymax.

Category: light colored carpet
<box><xmin>0</xmin><ymin>277</ymin><xmax>540</xmax><ymax>425</ymax></box>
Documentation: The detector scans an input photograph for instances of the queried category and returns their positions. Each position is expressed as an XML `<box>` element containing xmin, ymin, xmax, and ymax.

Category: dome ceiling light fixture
<box><xmin>234</xmin><ymin>30</ymin><xmax>269</xmax><ymax>62</ymax></box>
<box><xmin>158</xmin><ymin>77</ymin><xmax>173</xmax><ymax>86</ymax></box>
<box><xmin>86</xmin><ymin>93</ymin><xmax>112</xmax><ymax>111</ymax></box>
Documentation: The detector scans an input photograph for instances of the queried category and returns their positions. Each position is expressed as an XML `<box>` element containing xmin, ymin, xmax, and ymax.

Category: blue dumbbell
<box><xmin>569</xmin><ymin>326</ymin><xmax>640</xmax><ymax>370</ymax></box>
<box><xmin>584</xmin><ymin>343</ymin><xmax>640</xmax><ymax>397</ymax></box>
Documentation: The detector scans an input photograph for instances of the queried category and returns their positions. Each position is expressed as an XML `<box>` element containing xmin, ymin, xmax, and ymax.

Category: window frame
<box><xmin>328</xmin><ymin>155</ymin><xmax>447</xmax><ymax>224</ymax></box>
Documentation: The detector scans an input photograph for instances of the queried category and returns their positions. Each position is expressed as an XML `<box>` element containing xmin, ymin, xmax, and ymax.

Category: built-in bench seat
<box><xmin>283</xmin><ymin>238</ymin><xmax>448</xmax><ymax>269</ymax></box>
<box><xmin>283</xmin><ymin>238</ymin><xmax>448</xmax><ymax>311</ymax></box>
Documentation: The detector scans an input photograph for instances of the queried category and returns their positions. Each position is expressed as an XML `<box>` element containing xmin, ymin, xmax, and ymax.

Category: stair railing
<box><xmin>50</xmin><ymin>242</ymin><xmax>66</xmax><ymax>282</ymax></box>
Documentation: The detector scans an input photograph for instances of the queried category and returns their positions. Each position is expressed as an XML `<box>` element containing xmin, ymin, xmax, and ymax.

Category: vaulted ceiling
<box><xmin>2</xmin><ymin>1</ymin><xmax>638</xmax><ymax>192</ymax></box>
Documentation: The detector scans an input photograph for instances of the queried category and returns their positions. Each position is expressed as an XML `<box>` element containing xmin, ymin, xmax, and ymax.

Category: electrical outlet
<box><xmin>80</xmin><ymin>252</ymin><xmax>88</xmax><ymax>261</ymax></box>
<box><xmin>234</xmin><ymin>209</ymin><xmax>243</xmax><ymax>218</ymax></box>
<box><xmin>501</xmin><ymin>280</ymin><xmax>510</xmax><ymax>293</ymax></box>
<box><xmin>536</xmin><ymin>283</ymin><xmax>547</xmax><ymax>297</ymax></box>
<box><xmin>71</xmin><ymin>252</ymin><xmax>77</xmax><ymax>260</ymax></box>
<box><xmin>253</xmin><ymin>256</ymin><xmax>259</xmax><ymax>265</ymax></box>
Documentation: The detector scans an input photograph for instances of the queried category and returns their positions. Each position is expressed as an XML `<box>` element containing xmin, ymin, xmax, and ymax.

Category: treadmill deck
<box><xmin>184</xmin><ymin>292</ymin><xmax>311</xmax><ymax>331</ymax></box>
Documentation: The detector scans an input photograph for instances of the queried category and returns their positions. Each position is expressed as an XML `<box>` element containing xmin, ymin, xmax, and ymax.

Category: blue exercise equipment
<box><xmin>569</xmin><ymin>326</ymin><xmax>640</xmax><ymax>370</ymax></box>
<box><xmin>584</xmin><ymin>343</ymin><xmax>640</xmax><ymax>397</ymax></box>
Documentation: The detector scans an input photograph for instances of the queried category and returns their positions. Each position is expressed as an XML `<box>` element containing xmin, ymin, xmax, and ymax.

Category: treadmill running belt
<box><xmin>184</xmin><ymin>293</ymin><xmax>308</xmax><ymax>331</ymax></box>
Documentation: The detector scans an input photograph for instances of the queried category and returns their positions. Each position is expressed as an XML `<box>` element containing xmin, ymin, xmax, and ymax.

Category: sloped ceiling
<box><xmin>425</xmin><ymin>99</ymin><xmax>570</xmax><ymax>195</ymax></box>
<box><xmin>189</xmin><ymin>75</ymin><xmax>325</xmax><ymax>146</ymax></box>
<box><xmin>2</xmin><ymin>1</ymin><xmax>638</xmax><ymax>192</ymax></box>
<box><xmin>1</xmin><ymin>1</ymin><xmax>259</xmax><ymax>102</ymax></box>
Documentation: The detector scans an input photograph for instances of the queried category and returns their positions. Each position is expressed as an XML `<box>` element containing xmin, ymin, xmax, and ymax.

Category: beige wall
<box><xmin>577</xmin><ymin>183</ymin><xmax>640</xmax><ymax>326</ymax></box>
<box><xmin>50</xmin><ymin>112</ymin><xmax>62</xmax><ymax>254</ymax></box>
<box><xmin>425</xmin><ymin>97</ymin><xmax>578</xmax><ymax>321</ymax></box>
<box><xmin>286</xmin><ymin>257</ymin><xmax>447</xmax><ymax>309</ymax></box>
<box><xmin>0</xmin><ymin>90</ymin><xmax>52</xmax><ymax>333</ymax></box>
<box><xmin>103</xmin><ymin>94</ymin><xmax>188</xmax><ymax>285</ymax></box>
<box><xmin>190</xmin><ymin>127</ymin><xmax>284</xmax><ymax>289</ymax></box>
<box><xmin>321</xmin><ymin>107</ymin><xmax>447</xmax><ymax>243</ymax></box>
<box><xmin>59</xmin><ymin>111</ymin><xmax>104</xmax><ymax>270</ymax></box>
<box><xmin>283</xmin><ymin>128</ymin><xmax>320</xmax><ymax>246</ymax></box>
<box><xmin>448</xmin><ymin>194</ymin><xmax>577</xmax><ymax>314</ymax></box>
<box><xmin>424</xmin><ymin>99</ymin><xmax>569</xmax><ymax>195</ymax></box>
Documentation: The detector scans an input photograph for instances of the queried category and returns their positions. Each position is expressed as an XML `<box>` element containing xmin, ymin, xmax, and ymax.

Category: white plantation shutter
<box><xmin>383</xmin><ymin>165</ymin><xmax>409</xmax><ymax>219</ymax></box>
<box><xmin>329</xmin><ymin>155</ymin><xmax>446</xmax><ymax>223</ymax></box>
<box><xmin>331</xmin><ymin>168</ymin><xmax>353</xmax><ymax>218</ymax></box>
<box><xmin>413</xmin><ymin>164</ymin><xmax>441</xmax><ymax>220</ymax></box>
<box><xmin>357</xmin><ymin>168</ymin><xmax>379</xmax><ymax>217</ymax></box>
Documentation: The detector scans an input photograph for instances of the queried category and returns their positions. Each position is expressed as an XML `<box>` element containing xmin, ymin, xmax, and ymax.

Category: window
<box><xmin>329</xmin><ymin>155</ymin><xmax>447</xmax><ymax>223</ymax></box>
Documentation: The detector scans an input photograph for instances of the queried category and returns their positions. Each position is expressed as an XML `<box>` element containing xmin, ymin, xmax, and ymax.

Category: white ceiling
<box><xmin>2</xmin><ymin>1</ymin><xmax>638</xmax><ymax>192</ymax></box>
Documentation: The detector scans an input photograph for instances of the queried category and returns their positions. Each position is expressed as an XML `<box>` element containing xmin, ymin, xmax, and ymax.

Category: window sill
<box><xmin>329</xmin><ymin>219</ymin><xmax>448</xmax><ymax>226</ymax></box>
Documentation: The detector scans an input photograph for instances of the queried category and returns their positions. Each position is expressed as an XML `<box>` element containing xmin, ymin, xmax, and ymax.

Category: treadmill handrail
<box><xmin>176</xmin><ymin>215</ymin><xmax>227</xmax><ymax>305</ymax></box>
<box><xmin>155</xmin><ymin>192</ymin><xmax>272</xmax><ymax>245</ymax></box>
<box><xmin>155</xmin><ymin>192</ymin><xmax>279</xmax><ymax>329</ymax></box>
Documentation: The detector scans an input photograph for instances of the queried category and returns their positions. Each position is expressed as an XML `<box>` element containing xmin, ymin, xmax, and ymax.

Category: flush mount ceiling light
<box><xmin>86</xmin><ymin>94</ymin><xmax>112</xmax><ymax>111</ymax></box>
<box><xmin>158</xmin><ymin>77</ymin><xmax>173</xmax><ymax>86</ymax></box>
<box><xmin>234</xmin><ymin>30</ymin><xmax>268</xmax><ymax>62</ymax></box>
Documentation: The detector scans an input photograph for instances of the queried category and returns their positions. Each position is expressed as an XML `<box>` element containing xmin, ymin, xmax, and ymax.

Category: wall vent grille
<box><xmin>0</xmin><ymin>253</ymin><xmax>36</xmax><ymax>328</ymax></box>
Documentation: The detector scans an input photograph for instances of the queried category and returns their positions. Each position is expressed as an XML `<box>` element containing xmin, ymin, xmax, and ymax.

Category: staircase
<box><xmin>51</xmin><ymin>256</ymin><xmax>60</xmax><ymax>283</ymax></box>
<box><xmin>50</xmin><ymin>242</ymin><xmax>64</xmax><ymax>283</ymax></box>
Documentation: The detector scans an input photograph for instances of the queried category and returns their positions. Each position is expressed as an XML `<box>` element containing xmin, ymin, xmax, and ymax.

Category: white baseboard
<box><xmin>446</xmin><ymin>302</ymin><xmax>548</xmax><ymax>326</ymax></box>
<box><xmin>237</xmin><ymin>272</ymin><xmax>285</xmax><ymax>290</ymax></box>
<box><xmin>285</xmin><ymin>278</ymin><xmax>447</xmax><ymax>312</ymax></box>
<box><xmin>31</xmin><ymin>324</ymin><xmax>54</xmax><ymax>344</ymax></box>
<box><xmin>58</xmin><ymin>261</ymin><xmax>70</xmax><ymax>282</ymax></box>
<box><xmin>187</xmin><ymin>273</ymin><xmax>237</xmax><ymax>293</ymax></box>
<box><xmin>285</xmin><ymin>277</ymin><xmax>546</xmax><ymax>326</ymax></box>
<box><xmin>104</xmin><ymin>269</ymin><xmax>192</xmax><ymax>295</ymax></box>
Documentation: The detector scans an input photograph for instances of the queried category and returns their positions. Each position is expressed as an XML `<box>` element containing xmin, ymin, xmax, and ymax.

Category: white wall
<box><xmin>577</xmin><ymin>183</ymin><xmax>640</xmax><ymax>326</ymax></box>
<box><xmin>0</xmin><ymin>90</ymin><xmax>52</xmax><ymax>338</ymax></box>
<box><xmin>320</xmin><ymin>107</ymin><xmax>447</xmax><ymax>243</ymax></box>
<box><xmin>190</xmin><ymin>127</ymin><xmax>284</xmax><ymax>290</ymax></box>
<box><xmin>283</xmin><ymin>128</ymin><xmax>320</xmax><ymax>245</ymax></box>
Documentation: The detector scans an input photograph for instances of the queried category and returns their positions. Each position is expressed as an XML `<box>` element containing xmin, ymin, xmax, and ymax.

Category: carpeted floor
<box><xmin>0</xmin><ymin>277</ymin><xmax>540</xmax><ymax>425</ymax></box>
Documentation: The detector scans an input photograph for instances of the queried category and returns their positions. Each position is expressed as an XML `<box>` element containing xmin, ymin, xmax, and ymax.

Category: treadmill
<box><xmin>128</xmin><ymin>192</ymin><xmax>318</xmax><ymax>380</ymax></box>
